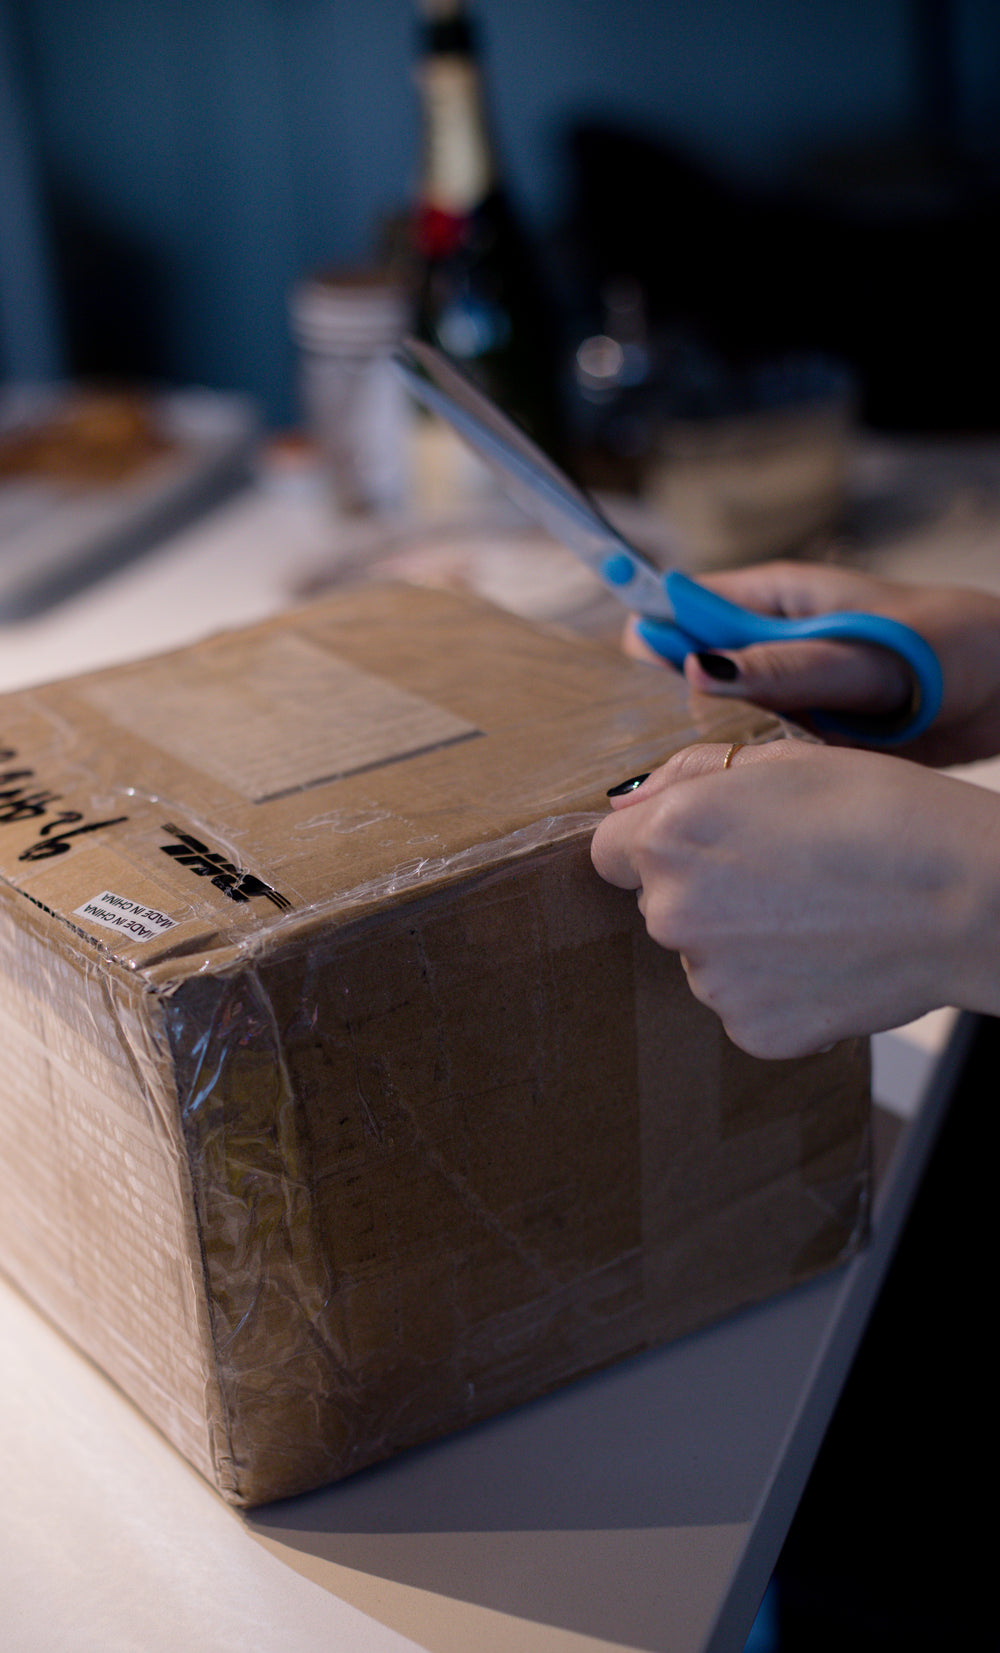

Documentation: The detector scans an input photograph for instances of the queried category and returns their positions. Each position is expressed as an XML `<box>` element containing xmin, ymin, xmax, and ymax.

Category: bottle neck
<box><xmin>415</xmin><ymin>10</ymin><xmax>495</xmax><ymax>222</ymax></box>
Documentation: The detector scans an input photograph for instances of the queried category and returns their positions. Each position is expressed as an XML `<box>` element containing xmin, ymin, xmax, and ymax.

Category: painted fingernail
<box><xmin>607</xmin><ymin>772</ymin><xmax>650</xmax><ymax>797</ymax></box>
<box><xmin>695</xmin><ymin>650</ymin><xmax>740</xmax><ymax>682</ymax></box>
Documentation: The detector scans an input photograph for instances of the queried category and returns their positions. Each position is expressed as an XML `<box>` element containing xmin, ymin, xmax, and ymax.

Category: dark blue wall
<box><xmin>3</xmin><ymin>0</ymin><xmax>999</xmax><ymax>424</ymax></box>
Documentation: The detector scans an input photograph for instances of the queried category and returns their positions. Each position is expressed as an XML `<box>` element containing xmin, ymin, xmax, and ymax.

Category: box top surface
<box><xmin>0</xmin><ymin>583</ymin><xmax>778</xmax><ymax>982</ymax></box>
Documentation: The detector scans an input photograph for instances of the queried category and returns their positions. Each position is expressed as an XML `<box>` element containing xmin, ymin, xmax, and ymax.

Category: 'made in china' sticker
<box><xmin>75</xmin><ymin>890</ymin><xmax>178</xmax><ymax>944</ymax></box>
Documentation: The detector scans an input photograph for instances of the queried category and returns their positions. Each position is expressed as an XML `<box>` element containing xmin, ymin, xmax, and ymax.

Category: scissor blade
<box><xmin>394</xmin><ymin>338</ymin><xmax>677</xmax><ymax>620</ymax></box>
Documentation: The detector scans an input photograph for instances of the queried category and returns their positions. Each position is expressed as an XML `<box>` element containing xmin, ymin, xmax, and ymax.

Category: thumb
<box><xmin>685</xmin><ymin>636</ymin><xmax>914</xmax><ymax>717</ymax></box>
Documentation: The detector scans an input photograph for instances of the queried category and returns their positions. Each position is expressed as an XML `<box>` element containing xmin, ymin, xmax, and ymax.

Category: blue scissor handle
<box><xmin>635</xmin><ymin>570</ymin><xmax>943</xmax><ymax>747</ymax></box>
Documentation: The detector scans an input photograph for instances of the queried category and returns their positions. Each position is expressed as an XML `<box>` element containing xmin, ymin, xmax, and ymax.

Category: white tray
<box><xmin>0</xmin><ymin>384</ymin><xmax>258</xmax><ymax>618</ymax></box>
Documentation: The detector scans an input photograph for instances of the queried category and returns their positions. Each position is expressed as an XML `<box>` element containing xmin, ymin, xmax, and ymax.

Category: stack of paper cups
<box><xmin>289</xmin><ymin>271</ymin><xmax>410</xmax><ymax>515</ymax></box>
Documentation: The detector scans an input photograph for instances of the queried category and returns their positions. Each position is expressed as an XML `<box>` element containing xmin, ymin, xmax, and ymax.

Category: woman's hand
<box><xmin>591</xmin><ymin>738</ymin><xmax>1000</xmax><ymax>1058</ymax></box>
<box><xmin>628</xmin><ymin>562</ymin><xmax>1000</xmax><ymax>767</ymax></box>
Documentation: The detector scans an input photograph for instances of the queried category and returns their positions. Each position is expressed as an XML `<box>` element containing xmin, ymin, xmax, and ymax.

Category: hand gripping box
<box><xmin>0</xmin><ymin>584</ymin><xmax>870</xmax><ymax>1506</ymax></box>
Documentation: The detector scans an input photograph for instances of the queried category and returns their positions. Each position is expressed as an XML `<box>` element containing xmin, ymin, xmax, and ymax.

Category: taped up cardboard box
<box><xmin>0</xmin><ymin>584</ymin><xmax>870</xmax><ymax>1506</ymax></box>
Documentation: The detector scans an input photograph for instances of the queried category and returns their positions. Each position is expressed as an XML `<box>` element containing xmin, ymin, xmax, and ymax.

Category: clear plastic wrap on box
<box><xmin>0</xmin><ymin>584</ymin><xmax>870</xmax><ymax>1505</ymax></box>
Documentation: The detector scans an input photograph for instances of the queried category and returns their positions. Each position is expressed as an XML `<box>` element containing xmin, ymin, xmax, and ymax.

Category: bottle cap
<box><xmin>416</xmin><ymin>0</ymin><xmax>475</xmax><ymax>55</ymax></box>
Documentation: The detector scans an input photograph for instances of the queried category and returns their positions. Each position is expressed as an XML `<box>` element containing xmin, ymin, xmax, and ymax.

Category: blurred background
<box><xmin>4</xmin><ymin>0</ymin><xmax>1000</xmax><ymax>620</ymax></box>
<box><xmin>4</xmin><ymin>0</ymin><xmax>999</xmax><ymax>431</ymax></box>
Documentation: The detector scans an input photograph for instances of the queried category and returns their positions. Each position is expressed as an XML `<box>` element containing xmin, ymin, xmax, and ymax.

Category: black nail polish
<box><xmin>607</xmin><ymin>773</ymin><xmax>650</xmax><ymax>798</ymax></box>
<box><xmin>696</xmin><ymin>650</ymin><xmax>739</xmax><ymax>682</ymax></box>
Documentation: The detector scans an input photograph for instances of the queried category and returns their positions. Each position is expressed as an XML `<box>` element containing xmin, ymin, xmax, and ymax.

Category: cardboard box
<box><xmin>0</xmin><ymin>584</ymin><xmax>870</xmax><ymax>1506</ymax></box>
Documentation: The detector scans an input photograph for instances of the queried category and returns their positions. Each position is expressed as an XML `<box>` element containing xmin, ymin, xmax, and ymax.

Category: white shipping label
<box><xmin>75</xmin><ymin>890</ymin><xmax>179</xmax><ymax>943</ymax></box>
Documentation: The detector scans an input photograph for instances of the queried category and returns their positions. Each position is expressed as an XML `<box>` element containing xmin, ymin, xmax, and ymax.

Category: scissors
<box><xmin>394</xmin><ymin>337</ymin><xmax>943</xmax><ymax>745</ymax></box>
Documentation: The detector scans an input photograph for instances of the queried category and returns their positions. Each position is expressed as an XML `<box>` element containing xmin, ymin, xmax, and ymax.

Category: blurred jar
<box><xmin>289</xmin><ymin>270</ymin><xmax>409</xmax><ymax>515</ymax></box>
<box><xmin>646</xmin><ymin>358</ymin><xmax>856</xmax><ymax>568</ymax></box>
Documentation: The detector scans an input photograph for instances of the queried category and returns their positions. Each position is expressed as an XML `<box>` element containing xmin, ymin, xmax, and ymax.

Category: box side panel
<box><xmin>170</xmin><ymin>838</ymin><xmax>870</xmax><ymax>1508</ymax></box>
<box><xmin>0</xmin><ymin>888</ymin><xmax>218</xmax><ymax>1481</ymax></box>
<box><xmin>634</xmin><ymin>941</ymin><xmax>871</xmax><ymax>1342</ymax></box>
<box><xmin>305</xmin><ymin>846</ymin><xmax>647</xmax><ymax>1458</ymax></box>
<box><xmin>169</xmin><ymin>840</ymin><xmax>646</xmax><ymax>1506</ymax></box>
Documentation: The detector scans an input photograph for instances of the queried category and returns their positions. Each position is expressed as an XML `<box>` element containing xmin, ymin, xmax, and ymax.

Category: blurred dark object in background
<box><xmin>46</xmin><ymin>188</ymin><xmax>172</xmax><ymax>385</ymax></box>
<box><xmin>409</xmin><ymin>0</ymin><xmax>567</xmax><ymax>464</ymax></box>
<box><xmin>561</xmin><ymin>117</ymin><xmax>1000</xmax><ymax>448</ymax></box>
<box><xmin>10</xmin><ymin>0</ymin><xmax>998</xmax><ymax>456</ymax></box>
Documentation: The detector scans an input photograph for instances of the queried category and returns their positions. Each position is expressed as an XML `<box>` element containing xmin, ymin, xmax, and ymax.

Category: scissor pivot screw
<box><xmin>602</xmin><ymin>552</ymin><xmax>636</xmax><ymax>587</ymax></box>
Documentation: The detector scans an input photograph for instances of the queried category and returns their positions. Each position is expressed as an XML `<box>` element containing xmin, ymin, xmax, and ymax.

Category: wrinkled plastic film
<box><xmin>0</xmin><ymin>884</ymin><xmax>221</xmax><ymax>1481</ymax></box>
<box><xmin>0</xmin><ymin>584</ymin><xmax>872</xmax><ymax>1506</ymax></box>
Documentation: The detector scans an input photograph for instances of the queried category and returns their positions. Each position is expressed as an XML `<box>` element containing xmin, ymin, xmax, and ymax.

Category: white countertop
<box><xmin>2</xmin><ymin>434</ymin><xmax>996</xmax><ymax>1652</ymax></box>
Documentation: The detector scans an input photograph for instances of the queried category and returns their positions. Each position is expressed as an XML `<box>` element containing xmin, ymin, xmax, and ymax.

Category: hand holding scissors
<box><xmin>395</xmin><ymin>338</ymin><xmax>943</xmax><ymax>746</ymax></box>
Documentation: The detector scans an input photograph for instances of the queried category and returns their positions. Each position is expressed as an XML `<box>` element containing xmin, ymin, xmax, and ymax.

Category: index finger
<box><xmin>606</xmin><ymin>738</ymin><xmax>793</xmax><ymax>811</ymax></box>
<box><xmin>591</xmin><ymin>740</ymin><xmax>776</xmax><ymax>888</ymax></box>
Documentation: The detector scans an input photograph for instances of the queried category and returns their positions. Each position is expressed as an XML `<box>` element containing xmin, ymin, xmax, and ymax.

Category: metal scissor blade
<box><xmin>393</xmin><ymin>338</ymin><xmax>678</xmax><ymax>620</ymax></box>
